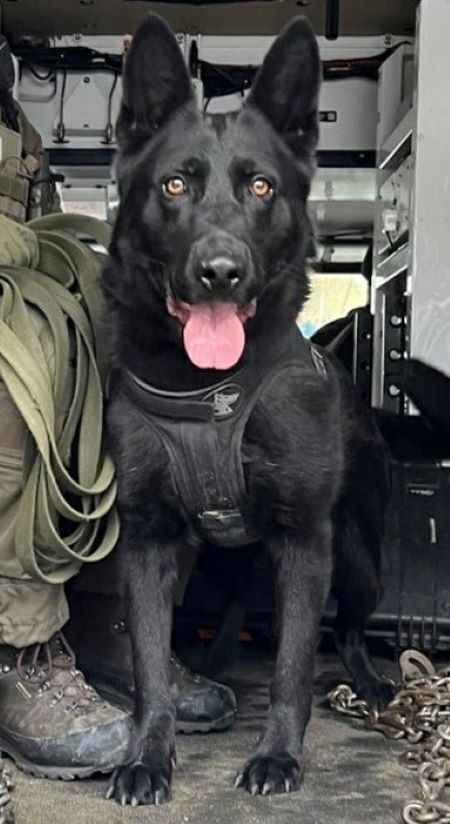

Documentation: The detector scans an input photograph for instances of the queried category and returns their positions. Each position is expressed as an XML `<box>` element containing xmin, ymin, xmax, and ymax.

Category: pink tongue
<box><xmin>183</xmin><ymin>302</ymin><xmax>245</xmax><ymax>369</ymax></box>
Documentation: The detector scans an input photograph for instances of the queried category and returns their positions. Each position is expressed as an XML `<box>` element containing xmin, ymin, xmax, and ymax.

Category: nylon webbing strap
<box><xmin>0</xmin><ymin>213</ymin><xmax>119</xmax><ymax>584</ymax></box>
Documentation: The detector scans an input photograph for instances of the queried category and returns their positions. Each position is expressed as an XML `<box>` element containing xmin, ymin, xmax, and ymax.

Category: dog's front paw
<box><xmin>235</xmin><ymin>753</ymin><xmax>303</xmax><ymax>796</ymax></box>
<box><xmin>106</xmin><ymin>757</ymin><xmax>173</xmax><ymax>806</ymax></box>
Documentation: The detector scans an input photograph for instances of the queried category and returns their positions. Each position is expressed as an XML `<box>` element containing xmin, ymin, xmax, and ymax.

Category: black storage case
<box><xmin>177</xmin><ymin>459</ymin><xmax>450</xmax><ymax>655</ymax></box>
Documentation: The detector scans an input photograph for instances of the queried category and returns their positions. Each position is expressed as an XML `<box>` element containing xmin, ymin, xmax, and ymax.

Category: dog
<box><xmin>102</xmin><ymin>14</ymin><xmax>393</xmax><ymax>806</ymax></box>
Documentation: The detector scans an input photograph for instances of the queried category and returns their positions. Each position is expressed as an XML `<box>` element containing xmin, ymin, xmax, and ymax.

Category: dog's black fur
<box><xmin>102</xmin><ymin>15</ymin><xmax>392</xmax><ymax>806</ymax></box>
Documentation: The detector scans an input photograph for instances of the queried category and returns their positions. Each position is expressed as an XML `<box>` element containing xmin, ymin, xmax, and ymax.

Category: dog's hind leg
<box><xmin>332</xmin><ymin>512</ymin><xmax>394</xmax><ymax>710</ymax></box>
<box><xmin>236</xmin><ymin>522</ymin><xmax>332</xmax><ymax>796</ymax></box>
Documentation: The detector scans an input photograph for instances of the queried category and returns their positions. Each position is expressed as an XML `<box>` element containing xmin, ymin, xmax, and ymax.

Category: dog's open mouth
<box><xmin>166</xmin><ymin>295</ymin><xmax>257</xmax><ymax>370</ymax></box>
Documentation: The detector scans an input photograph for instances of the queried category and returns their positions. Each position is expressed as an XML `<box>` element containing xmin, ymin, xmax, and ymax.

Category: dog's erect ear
<box><xmin>117</xmin><ymin>15</ymin><xmax>193</xmax><ymax>147</ymax></box>
<box><xmin>247</xmin><ymin>17</ymin><xmax>321</xmax><ymax>152</ymax></box>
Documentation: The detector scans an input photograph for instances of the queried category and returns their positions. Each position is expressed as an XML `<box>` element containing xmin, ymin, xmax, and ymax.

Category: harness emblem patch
<box><xmin>203</xmin><ymin>384</ymin><xmax>243</xmax><ymax>419</ymax></box>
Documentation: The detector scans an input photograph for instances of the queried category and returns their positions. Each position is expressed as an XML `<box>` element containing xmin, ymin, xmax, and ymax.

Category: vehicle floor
<box><xmin>8</xmin><ymin>649</ymin><xmax>415</xmax><ymax>824</ymax></box>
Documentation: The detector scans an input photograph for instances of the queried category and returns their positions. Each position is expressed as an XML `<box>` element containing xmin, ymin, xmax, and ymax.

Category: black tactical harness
<box><xmin>120</xmin><ymin>327</ymin><xmax>327</xmax><ymax>547</ymax></box>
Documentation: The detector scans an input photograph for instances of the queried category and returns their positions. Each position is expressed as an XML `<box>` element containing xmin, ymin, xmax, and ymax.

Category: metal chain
<box><xmin>0</xmin><ymin>757</ymin><xmax>14</xmax><ymax>824</ymax></box>
<box><xmin>328</xmin><ymin>651</ymin><xmax>450</xmax><ymax>824</ymax></box>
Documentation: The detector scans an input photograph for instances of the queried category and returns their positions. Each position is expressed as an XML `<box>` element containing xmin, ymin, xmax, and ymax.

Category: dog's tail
<box><xmin>397</xmin><ymin>358</ymin><xmax>450</xmax><ymax>438</ymax></box>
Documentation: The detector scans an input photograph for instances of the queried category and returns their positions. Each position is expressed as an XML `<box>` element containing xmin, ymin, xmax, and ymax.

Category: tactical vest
<box><xmin>120</xmin><ymin>327</ymin><xmax>327</xmax><ymax>547</ymax></box>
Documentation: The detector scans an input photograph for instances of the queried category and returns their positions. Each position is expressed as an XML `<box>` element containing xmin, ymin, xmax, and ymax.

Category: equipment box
<box><xmin>177</xmin><ymin>461</ymin><xmax>450</xmax><ymax>656</ymax></box>
<box><xmin>371</xmin><ymin>461</ymin><xmax>450</xmax><ymax>652</ymax></box>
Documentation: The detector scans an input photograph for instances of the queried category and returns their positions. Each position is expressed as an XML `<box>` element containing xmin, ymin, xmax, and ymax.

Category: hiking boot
<box><xmin>66</xmin><ymin>593</ymin><xmax>237</xmax><ymax>733</ymax></box>
<box><xmin>171</xmin><ymin>654</ymin><xmax>237</xmax><ymax>733</ymax></box>
<box><xmin>89</xmin><ymin>654</ymin><xmax>237</xmax><ymax>734</ymax></box>
<box><xmin>0</xmin><ymin>633</ymin><xmax>130</xmax><ymax>780</ymax></box>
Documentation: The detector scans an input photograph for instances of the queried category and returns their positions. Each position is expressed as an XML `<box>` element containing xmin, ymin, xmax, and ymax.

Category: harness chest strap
<box><xmin>121</xmin><ymin>333</ymin><xmax>327</xmax><ymax>547</ymax></box>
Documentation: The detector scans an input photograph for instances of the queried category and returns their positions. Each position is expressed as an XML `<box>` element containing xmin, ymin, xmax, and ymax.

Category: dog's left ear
<box><xmin>247</xmin><ymin>17</ymin><xmax>321</xmax><ymax>153</ymax></box>
<box><xmin>117</xmin><ymin>14</ymin><xmax>194</xmax><ymax>149</ymax></box>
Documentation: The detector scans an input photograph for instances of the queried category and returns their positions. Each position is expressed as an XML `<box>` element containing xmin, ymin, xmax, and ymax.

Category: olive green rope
<box><xmin>0</xmin><ymin>213</ymin><xmax>119</xmax><ymax>584</ymax></box>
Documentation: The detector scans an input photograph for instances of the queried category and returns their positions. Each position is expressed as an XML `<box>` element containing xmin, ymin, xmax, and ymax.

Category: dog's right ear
<box><xmin>116</xmin><ymin>15</ymin><xmax>193</xmax><ymax>149</ymax></box>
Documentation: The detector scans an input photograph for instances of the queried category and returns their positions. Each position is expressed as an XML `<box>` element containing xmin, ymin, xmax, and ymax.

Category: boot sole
<box><xmin>0</xmin><ymin>697</ymin><xmax>236</xmax><ymax>782</ymax></box>
<box><xmin>0</xmin><ymin>709</ymin><xmax>235</xmax><ymax>781</ymax></box>
<box><xmin>176</xmin><ymin>710</ymin><xmax>236</xmax><ymax>734</ymax></box>
<box><xmin>0</xmin><ymin>737</ymin><xmax>117</xmax><ymax>781</ymax></box>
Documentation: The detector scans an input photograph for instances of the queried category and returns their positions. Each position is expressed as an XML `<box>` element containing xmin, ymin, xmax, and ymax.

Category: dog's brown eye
<box><xmin>249</xmin><ymin>177</ymin><xmax>273</xmax><ymax>200</ymax></box>
<box><xmin>163</xmin><ymin>176</ymin><xmax>187</xmax><ymax>197</ymax></box>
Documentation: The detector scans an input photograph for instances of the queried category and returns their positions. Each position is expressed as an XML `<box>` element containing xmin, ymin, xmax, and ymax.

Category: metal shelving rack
<box><xmin>371</xmin><ymin>0</ymin><xmax>450</xmax><ymax>412</ymax></box>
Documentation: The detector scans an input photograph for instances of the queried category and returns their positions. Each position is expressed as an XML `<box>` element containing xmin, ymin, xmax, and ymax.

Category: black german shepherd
<box><xmin>102</xmin><ymin>15</ymin><xmax>392</xmax><ymax>806</ymax></box>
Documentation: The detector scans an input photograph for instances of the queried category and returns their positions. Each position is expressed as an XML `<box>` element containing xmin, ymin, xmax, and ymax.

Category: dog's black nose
<box><xmin>199</xmin><ymin>256</ymin><xmax>242</xmax><ymax>293</ymax></box>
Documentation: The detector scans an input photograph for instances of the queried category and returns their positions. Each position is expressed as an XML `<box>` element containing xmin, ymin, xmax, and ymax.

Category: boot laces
<box><xmin>16</xmin><ymin>632</ymin><xmax>102</xmax><ymax>712</ymax></box>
